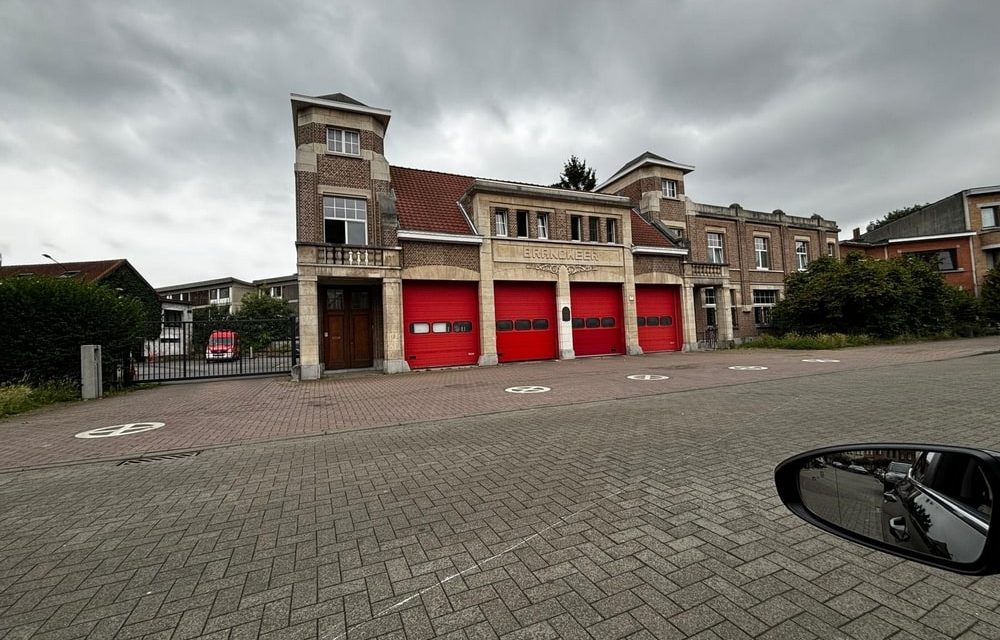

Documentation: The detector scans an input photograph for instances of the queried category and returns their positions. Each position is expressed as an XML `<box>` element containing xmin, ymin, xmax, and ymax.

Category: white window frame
<box><xmin>571</xmin><ymin>215</ymin><xmax>583</xmax><ymax>241</ymax></box>
<box><xmin>537</xmin><ymin>212</ymin><xmax>549</xmax><ymax>239</ymax></box>
<box><xmin>827</xmin><ymin>242</ymin><xmax>836</xmax><ymax>257</ymax></box>
<box><xmin>795</xmin><ymin>240</ymin><xmax>809</xmax><ymax>270</ymax></box>
<box><xmin>662</xmin><ymin>179</ymin><xmax>678</xmax><ymax>199</ymax></box>
<box><xmin>707</xmin><ymin>233</ymin><xmax>724</xmax><ymax>264</ymax></box>
<box><xmin>323</xmin><ymin>196</ymin><xmax>368</xmax><ymax>245</ymax></box>
<box><xmin>326</xmin><ymin>127</ymin><xmax>360</xmax><ymax>155</ymax></box>
<box><xmin>606</xmin><ymin>218</ymin><xmax>617</xmax><ymax>244</ymax></box>
<box><xmin>268</xmin><ymin>286</ymin><xmax>282</xmax><ymax>298</ymax></box>
<box><xmin>515</xmin><ymin>210</ymin><xmax>529</xmax><ymax>238</ymax></box>
<box><xmin>703</xmin><ymin>288</ymin><xmax>717</xmax><ymax>327</ymax></box>
<box><xmin>983</xmin><ymin>206</ymin><xmax>999</xmax><ymax>229</ymax></box>
<box><xmin>752</xmin><ymin>289</ymin><xmax>778</xmax><ymax>326</ymax></box>
<box><xmin>209</xmin><ymin>287</ymin><xmax>230</xmax><ymax>304</ymax></box>
<box><xmin>754</xmin><ymin>236</ymin><xmax>771</xmax><ymax>270</ymax></box>
<box><xmin>495</xmin><ymin>209</ymin><xmax>508</xmax><ymax>236</ymax></box>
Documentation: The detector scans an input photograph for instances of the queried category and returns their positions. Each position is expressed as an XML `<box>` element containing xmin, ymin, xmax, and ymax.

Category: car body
<box><xmin>205</xmin><ymin>330</ymin><xmax>240</xmax><ymax>361</ymax></box>
<box><xmin>882</xmin><ymin>460</ymin><xmax>911</xmax><ymax>491</ymax></box>
<box><xmin>847</xmin><ymin>464</ymin><xmax>868</xmax><ymax>474</ymax></box>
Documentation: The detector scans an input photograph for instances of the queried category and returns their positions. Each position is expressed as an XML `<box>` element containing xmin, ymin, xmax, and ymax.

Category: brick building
<box><xmin>841</xmin><ymin>186</ymin><xmax>1000</xmax><ymax>294</ymax></box>
<box><xmin>291</xmin><ymin>93</ymin><xmax>840</xmax><ymax>378</ymax></box>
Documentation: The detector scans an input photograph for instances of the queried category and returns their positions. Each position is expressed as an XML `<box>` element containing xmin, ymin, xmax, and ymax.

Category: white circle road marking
<box><xmin>728</xmin><ymin>366</ymin><xmax>768</xmax><ymax>371</ymax></box>
<box><xmin>505</xmin><ymin>386</ymin><xmax>551</xmax><ymax>394</ymax></box>
<box><xmin>802</xmin><ymin>358</ymin><xmax>841</xmax><ymax>363</ymax></box>
<box><xmin>627</xmin><ymin>374</ymin><xmax>670</xmax><ymax>381</ymax></box>
<box><xmin>74</xmin><ymin>422</ymin><xmax>165</xmax><ymax>439</ymax></box>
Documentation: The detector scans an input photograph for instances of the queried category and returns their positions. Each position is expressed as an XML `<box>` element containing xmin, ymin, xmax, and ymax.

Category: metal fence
<box><xmin>115</xmin><ymin>317</ymin><xmax>298</xmax><ymax>383</ymax></box>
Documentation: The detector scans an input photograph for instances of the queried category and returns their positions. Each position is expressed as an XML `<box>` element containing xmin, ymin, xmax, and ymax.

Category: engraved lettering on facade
<box><xmin>521</xmin><ymin>247</ymin><xmax>599</xmax><ymax>262</ymax></box>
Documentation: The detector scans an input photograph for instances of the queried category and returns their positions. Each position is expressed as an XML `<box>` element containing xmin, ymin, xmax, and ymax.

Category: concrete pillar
<box><xmin>382</xmin><ymin>278</ymin><xmax>410</xmax><ymax>373</ymax></box>
<box><xmin>80</xmin><ymin>345</ymin><xmax>102</xmax><ymax>400</ymax></box>
<box><xmin>622</xmin><ymin>250</ymin><xmax>642</xmax><ymax>356</ymax></box>
<box><xmin>296</xmin><ymin>277</ymin><xmax>323</xmax><ymax>380</ymax></box>
<box><xmin>717</xmin><ymin>285</ymin><xmax>734</xmax><ymax>345</ymax></box>
<box><xmin>681</xmin><ymin>284</ymin><xmax>698</xmax><ymax>351</ymax></box>
<box><xmin>556</xmin><ymin>266</ymin><xmax>575</xmax><ymax>360</ymax></box>
<box><xmin>478</xmin><ymin>240</ymin><xmax>499</xmax><ymax>366</ymax></box>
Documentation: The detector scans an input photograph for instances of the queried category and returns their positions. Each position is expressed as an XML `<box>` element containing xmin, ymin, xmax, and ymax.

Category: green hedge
<box><xmin>0</xmin><ymin>276</ymin><xmax>146</xmax><ymax>386</ymax></box>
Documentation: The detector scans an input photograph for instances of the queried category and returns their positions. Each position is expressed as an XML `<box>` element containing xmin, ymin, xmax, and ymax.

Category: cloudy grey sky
<box><xmin>2</xmin><ymin>1</ymin><xmax>999</xmax><ymax>287</ymax></box>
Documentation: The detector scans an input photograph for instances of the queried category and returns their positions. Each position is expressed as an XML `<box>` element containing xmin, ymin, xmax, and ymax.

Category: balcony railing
<box><xmin>297</xmin><ymin>243</ymin><xmax>400</xmax><ymax>269</ymax></box>
<box><xmin>685</xmin><ymin>262</ymin><xmax>728</xmax><ymax>278</ymax></box>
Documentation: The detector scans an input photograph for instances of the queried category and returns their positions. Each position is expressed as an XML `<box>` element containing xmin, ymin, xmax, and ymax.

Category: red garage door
<box><xmin>636</xmin><ymin>285</ymin><xmax>682</xmax><ymax>352</ymax></box>
<box><xmin>494</xmin><ymin>282</ymin><xmax>557</xmax><ymax>363</ymax></box>
<box><xmin>571</xmin><ymin>283</ymin><xmax>625</xmax><ymax>357</ymax></box>
<box><xmin>403</xmin><ymin>281</ymin><xmax>480</xmax><ymax>368</ymax></box>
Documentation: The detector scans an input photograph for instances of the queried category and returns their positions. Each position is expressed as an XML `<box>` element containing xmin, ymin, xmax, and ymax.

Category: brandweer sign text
<box><xmin>522</xmin><ymin>247</ymin><xmax>599</xmax><ymax>262</ymax></box>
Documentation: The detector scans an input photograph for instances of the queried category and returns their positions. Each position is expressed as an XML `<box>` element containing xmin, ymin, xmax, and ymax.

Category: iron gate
<box><xmin>123</xmin><ymin>317</ymin><xmax>298</xmax><ymax>383</ymax></box>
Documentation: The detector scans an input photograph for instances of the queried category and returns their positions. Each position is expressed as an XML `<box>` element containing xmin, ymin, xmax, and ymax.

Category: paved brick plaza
<box><xmin>1</xmin><ymin>338</ymin><xmax>999</xmax><ymax>638</ymax></box>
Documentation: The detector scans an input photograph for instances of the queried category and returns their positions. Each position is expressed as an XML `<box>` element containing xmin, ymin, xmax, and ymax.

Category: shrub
<box><xmin>740</xmin><ymin>332</ymin><xmax>874</xmax><ymax>350</ymax></box>
<box><xmin>0</xmin><ymin>378</ymin><xmax>79</xmax><ymax>418</ymax></box>
<box><xmin>0</xmin><ymin>276</ymin><xmax>145</xmax><ymax>386</ymax></box>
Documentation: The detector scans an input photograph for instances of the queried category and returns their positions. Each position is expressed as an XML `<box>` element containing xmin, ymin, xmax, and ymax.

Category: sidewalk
<box><xmin>1</xmin><ymin>336</ymin><xmax>997</xmax><ymax>472</ymax></box>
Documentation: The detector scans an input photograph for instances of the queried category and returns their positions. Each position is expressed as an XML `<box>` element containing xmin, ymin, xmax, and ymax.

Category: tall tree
<box><xmin>553</xmin><ymin>155</ymin><xmax>597</xmax><ymax>191</ymax></box>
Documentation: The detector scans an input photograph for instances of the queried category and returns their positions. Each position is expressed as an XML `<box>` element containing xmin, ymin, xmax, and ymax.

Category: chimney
<box><xmin>852</xmin><ymin>227</ymin><xmax>861</xmax><ymax>240</ymax></box>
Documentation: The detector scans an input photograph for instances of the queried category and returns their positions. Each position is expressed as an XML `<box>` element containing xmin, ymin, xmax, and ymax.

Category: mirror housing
<box><xmin>775</xmin><ymin>443</ymin><xmax>1000</xmax><ymax>575</ymax></box>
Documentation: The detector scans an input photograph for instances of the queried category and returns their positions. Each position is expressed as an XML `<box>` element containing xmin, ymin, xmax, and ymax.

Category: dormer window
<box><xmin>661</xmin><ymin>179</ymin><xmax>678</xmax><ymax>199</ymax></box>
<box><xmin>327</xmin><ymin>128</ymin><xmax>360</xmax><ymax>155</ymax></box>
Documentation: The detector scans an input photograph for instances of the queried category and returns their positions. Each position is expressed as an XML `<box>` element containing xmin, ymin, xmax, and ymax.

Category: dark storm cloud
<box><xmin>2</xmin><ymin>0</ymin><xmax>999</xmax><ymax>284</ymax></box>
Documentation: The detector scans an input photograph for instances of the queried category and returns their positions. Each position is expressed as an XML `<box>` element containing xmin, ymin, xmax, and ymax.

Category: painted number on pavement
<box><xmin>728</xmin><ymin>366</ymin><xmax>768</xmax><ymax>371</ymax></box>
<box><xmin>802</xmin><ymin>358</ymin><xmax>841</xmax><ymax>363</ymax></box>
<box><xmin>505</xmin><ymin>386</ymin><xmax>550</xmax><ymax>394</ymax></box>
<box><xmin>75</xmin><ymin>422</ymin><xmax>165</xmax><ymax>439</ymax></box>
<box><xmin>627</xmin><ymin>374</ymin><xmax>670</xmax><ymax>381</ymax></box>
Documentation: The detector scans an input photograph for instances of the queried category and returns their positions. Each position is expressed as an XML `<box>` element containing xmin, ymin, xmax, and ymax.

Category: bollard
<box><xmin>80</xmin><ymin>344</ymin><xmax>102</xmax><ymax>400</ymax></box>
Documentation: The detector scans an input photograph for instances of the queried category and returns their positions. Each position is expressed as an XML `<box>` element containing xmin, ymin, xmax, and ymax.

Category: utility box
<box><xmin>80</xmin><ymin>345</ymin><xmax>102</xmax><ymax>400</ymax></box>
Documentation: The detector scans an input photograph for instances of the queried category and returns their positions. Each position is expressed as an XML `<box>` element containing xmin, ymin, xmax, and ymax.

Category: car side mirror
<box><xmin>775</xmin><ymin>444</ymin><xmax>1000</xmax><ymax>575</ymax></box>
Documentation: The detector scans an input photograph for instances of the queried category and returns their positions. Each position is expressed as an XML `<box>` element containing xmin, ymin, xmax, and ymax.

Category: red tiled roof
<box><xmin>629</xmin><ymin>212</ymin><xmax>673</xmax><ymax>248</ymax></box>
<box><xmin>0</xmin><ymin>259</ymin><xmax>126</xmax><ymax>282</ymax></box>
<box><xmin>390</xmin><ymin>166</ymin><xmax>476</xmax><ymax>235</ymax></box>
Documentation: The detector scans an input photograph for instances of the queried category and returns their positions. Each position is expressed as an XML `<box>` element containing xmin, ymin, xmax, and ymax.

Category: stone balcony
<box><xmin>296</xmin><ymin>243</ymin><xmax>401</xmax><ymax>275</ymax></box>
<box><xmin>684</xmin><ymin>262</ymin><xmax>729</xmax><ymax>280</ymax></box>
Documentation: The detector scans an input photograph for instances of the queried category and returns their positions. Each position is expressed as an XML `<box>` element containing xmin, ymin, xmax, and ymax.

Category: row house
<box><xmin>157</xmin><ymin>275</ymin><xmax>300</xmax><ymax>315</ymax></box>
<box><xmin>841</xmin><ymin>186</ymin><xmax>1000</xmax><ymax>294</ymax></box>
<box><xmin>291</xmin><ymin>92</ymin><xmax>840</xmax><ymax>378</ymax></box>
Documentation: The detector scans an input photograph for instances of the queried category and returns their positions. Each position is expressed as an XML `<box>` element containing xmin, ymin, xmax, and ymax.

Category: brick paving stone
<box><xmin>0</xmin><ymin>348</ymin><xmax>999</xmax><ymax>639</ymax></box>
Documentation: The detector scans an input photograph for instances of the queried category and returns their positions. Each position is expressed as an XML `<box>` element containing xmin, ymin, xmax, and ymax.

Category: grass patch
<box><xmin>0</xmin><ymin>379</ymin><xmax>79</xmax><ymax>418</ymax></box>
<box><xmin>740</xmin><ymin>332</ymin><xmax>875</xmax><ymax>350</ymax></box>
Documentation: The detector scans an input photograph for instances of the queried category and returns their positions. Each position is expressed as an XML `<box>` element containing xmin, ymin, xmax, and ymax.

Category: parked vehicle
<box><xmin>776</xmin><ymin>444</ymin><xmax>998</xmax><ymax>575</ymax></box>
<box><xmin>205</xmin><ymin>330</ymin><xmax>240</xmax><ymax>361</ymax></box>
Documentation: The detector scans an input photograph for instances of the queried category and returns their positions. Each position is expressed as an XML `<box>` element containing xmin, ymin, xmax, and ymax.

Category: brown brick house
<box><xmin>291</xmin><ymin>93</ymin><xmax>840</xmax><ymax>378</ymax></box>
<box><xmin>840</xmin><ymin>186</ymin><xmax>1000</xmax><ymax>294</ymax></box>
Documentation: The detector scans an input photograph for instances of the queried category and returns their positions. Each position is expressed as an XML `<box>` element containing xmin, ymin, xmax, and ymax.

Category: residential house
<box><xmin>157</xmin><ymin>277</ymin><xmax>256</xmax><ymax>314</ymax></box>
<box><xmin>841</xmin><ymin>185</ymin><xmax>1000</xmax><ymax>294</ymax></box>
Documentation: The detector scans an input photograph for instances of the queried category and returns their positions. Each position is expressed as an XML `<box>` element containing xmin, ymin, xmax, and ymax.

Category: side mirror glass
<box><xmin>775</xmin><ymin>445</ymin><xmax>1000</xmax><ymax>575</ymax></box>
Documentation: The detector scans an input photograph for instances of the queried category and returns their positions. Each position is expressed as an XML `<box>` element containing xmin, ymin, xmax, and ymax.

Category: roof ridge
<box><xmin>390</xmin><ymin>165</ymin><xmax>478</xmax><ymax>180</ymax></box>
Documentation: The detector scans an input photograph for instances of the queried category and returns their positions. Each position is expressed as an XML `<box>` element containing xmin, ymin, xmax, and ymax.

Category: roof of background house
<box><xmin>390</xmin><ymin>166</ymin><xmax>477</xmax><ymax>235</ymax></box>
<box><xmin>317</xmin><ymin>93</ymin><xmax>367</xmax><ymax>106</ymax></box>
<box><xmin>0</xmin><ymin>258</ymin><xmax>128</xmax><ymax>282</ymax></box>
<box><xmin>157</xmin><ymin>277</ymin><xmax>255</xmax><ymax>292</ymax></box>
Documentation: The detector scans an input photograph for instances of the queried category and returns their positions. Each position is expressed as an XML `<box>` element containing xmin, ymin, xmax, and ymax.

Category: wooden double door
<box><xmin>324</xmin><ymin>287</ymin><xmax>374</xmax><ymax>370</ymax></box>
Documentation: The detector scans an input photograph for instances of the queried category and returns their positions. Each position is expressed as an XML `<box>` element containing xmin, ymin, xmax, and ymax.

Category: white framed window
<box><xmin>537</xmin><ymin>212</ymin><xmax>549</xmax><ymax>239</ymax></box>
<box><xmin>268</xmin><ymin>286</ymin><xmax>282</xmax><ymax>298</ymax></box>
<box><xmin>327</xmin><ymin>128</ymin><xmax>360</xmax><ymax>155</ymax></box>
<box><xmin>827</xmin><ymin>242</ymin><xmax>836</xmax><ymax>257</ymax></box>
<box><xmin>209</xmin><ymin>287</ymin><xmax>230</xmax><ymax>304</ymax></box>
<box><xmin>752</xmin><ymin>289</ymin><xmax>778</xmax><ymax>326</ymax></box>
<box><xmin>795</xmin><ymin>240</ymin><xmax>810</xmax><ymax>270</ymax></box>
<box><xmin>571</xmin><ymin>215</ymin><xmax>583</xmax><ymax>241</ymax></box>
<box><xmin>703</xmin><ymin>288</ymin><xmax>717</xmax><ymax>327</ymax></box>
<box><xmin>516</xmin><ymin>210</ymin><xmax>529</xmax><ymax>237</ymax></box>
<box><xmin>606</xmin><ymin>219</ymin><xmax>617</xmax><ymax>244</ymax></box>
<box><xmin>983</xmin><ymin>206</ymin><xmax>999</xmax><ymax>229</ymax></box>
<box><xmin>661</xmin><ymin>179</ymin><xmax>678</xmax><ymax>198</ymax></box>
<box><xmin>323</xmin><ymin>196</ymin><xmax>368</xmax><ymax>245</ymax></box>
<box><xmin>707</xmin><ymin>233</ymin><xmax>724</xmax><ymax>264</ymax></box>
<box><xmin>754</xmin><ymin>236</ymin><xmax>771</xmax><ymax>270</ymax></box>
<box><xmin>495</xmin><ymin>209</ymin><xmax>508</xmax><ymax>236</ymax></box>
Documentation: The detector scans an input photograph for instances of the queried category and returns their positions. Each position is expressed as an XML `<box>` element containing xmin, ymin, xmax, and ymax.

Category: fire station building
<box><xmin>291</xmin><ymin>93</ymin><xmax>840</xmax><ymax>379</ymax></box>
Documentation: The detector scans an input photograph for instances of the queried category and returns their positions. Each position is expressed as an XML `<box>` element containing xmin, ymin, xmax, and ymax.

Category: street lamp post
<box><xmin>42</xmin><ymin>253</ymin><xmax>70</xmax><ymax>275</ymax></box>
